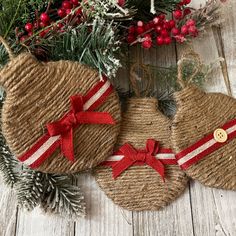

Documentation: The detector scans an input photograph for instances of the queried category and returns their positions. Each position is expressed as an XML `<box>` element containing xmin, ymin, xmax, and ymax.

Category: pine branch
<box><xmin>0</xmin><ymin>0</ymin><xmax>28</xmax><ymax>37</ymax></box>
<box><xmin>17</xmin><ymin>170</ymin><xmax>45</xmax><ymax>210</ymax></box>
<box><xmin>41</xmin><ymin>175</ymin><xmax>86</xmax><ymax>218</ymax></box>
<box><xmin>0</xmin><ymin>133</ymin><xmax>20</xmax><ymax>187</ymax></box>
<box><xmin>43</xmin><ymin>19</ymin><xmax>121</xmax><ymax>77</ymax></box>
<box><xmin>0</xmin><ymin>93</ymin><xmax>19</xmax><ymax>187</ymax></box>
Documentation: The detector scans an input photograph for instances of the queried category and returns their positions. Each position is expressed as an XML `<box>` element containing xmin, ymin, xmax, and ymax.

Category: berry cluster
<box><xmin>126</xmin><ymin>0</ymin><xmax>198</xmax><ymax>49</ymax></box>
<box><xmin>19</xmin><ymin>0</ymin><xmax>82</xmax><ymax>43</ymax></box>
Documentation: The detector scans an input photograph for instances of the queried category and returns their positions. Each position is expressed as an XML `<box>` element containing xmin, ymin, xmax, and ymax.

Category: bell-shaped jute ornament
<box><xmin>94</xmin><ymin>64</ymin><xmax>188</xmax><ymax>211</ymax></box>
<box><xmin>0</xmin><ymin>37</ymin><xmax>121</xmax><ymax>174</ymax></box>
<box><xmin>172</xmin><ymin>51</ymin><xmax>236</xmax><ymax>190</ymax></box>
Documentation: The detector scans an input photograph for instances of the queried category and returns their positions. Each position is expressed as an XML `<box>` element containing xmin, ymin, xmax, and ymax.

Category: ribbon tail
<box><xmin>112</xmin><ymin>158</ymin><xmax>134</xmax><ymax>179</ymax></box>
<box><xmin>147</xmin><ymin>157</ymin><xmax>165</xmax><ymax>182</ymax></box>
<box><xmin>77</xmin><ymin>112</ymin><xmax>115</xmax><ymax>125</ymax></box>
<box><xmin>60</xmin><ymin>129</ymin><xmax>75</xmax><ymax>162</ymax></box>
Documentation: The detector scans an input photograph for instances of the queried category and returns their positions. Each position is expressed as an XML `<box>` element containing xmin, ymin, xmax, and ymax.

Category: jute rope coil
<box><xmin>171</xmin><ymin>51</ymin><xmax>236</xmax><ymax>190</ymax></box>
<box><xmin>94</xmin><ymin>65</ymin><xmax>188</xmax><ymax>211</ymax></box>
<box><xmin>0</xmin><ymin>40</ymin><xmax>121</xmax><ymax>174</ymax></box>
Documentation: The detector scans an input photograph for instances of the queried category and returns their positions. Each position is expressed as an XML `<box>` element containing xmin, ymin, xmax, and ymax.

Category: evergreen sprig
<box><xmin>45</xmin><ymin>19</ymin><xmax>121</xmax><ymax>77</ymax></box>
<box><xmin>0</xmin><ymin>93</ymin><xmax>19</xmax><ymax>187</ymax></box>
<box><xmin>17</xmin><ymin>170</ymin><xmax>45</xmax><ymax>210</ymax></box>
<box><xmin>41</xmin><ymin>175</ymin><xmax>86</xmax><ymax>218</ymax></box>
<box><xmin>17</xmin><ymin>171</ymin><xmax>86</xmax><ymax>218</ymax></box>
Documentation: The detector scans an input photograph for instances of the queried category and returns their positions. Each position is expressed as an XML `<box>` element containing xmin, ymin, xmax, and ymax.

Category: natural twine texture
<box><xmin>0</xmin><ymin>53</ymin><xmax>121</xmax><ymax>174</ymax></box>
<box><xmin>171</xmin><ymin>85</ymin><xmax>236</xmax><ymax>190</ymax></box>
<box><xmin>94</xmin><ymin>98</ymin><xmax>188</xmax><ymax>211</ymax></box>
<box><xmin>172</xmin><ymin>50</ymin><xmax>236</xmax><ymax>190</ymax></box>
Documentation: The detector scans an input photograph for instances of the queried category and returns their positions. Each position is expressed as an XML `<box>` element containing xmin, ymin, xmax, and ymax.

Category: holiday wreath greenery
<box><xmin>0</xmin><ymin>0</ymin><xmax>226</xmax><ymax>218</ymax></box>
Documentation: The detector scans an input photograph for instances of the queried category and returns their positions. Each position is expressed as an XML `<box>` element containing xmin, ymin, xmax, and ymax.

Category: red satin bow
<box><xmin>112</xmin><ymin>139</ymin><xmax>165</xmax><ymax>180</ymax></box>
<box><xmin>46</xmin><ymin>95</ymin><xmax>115</xmax><ymax>162</ymax></box>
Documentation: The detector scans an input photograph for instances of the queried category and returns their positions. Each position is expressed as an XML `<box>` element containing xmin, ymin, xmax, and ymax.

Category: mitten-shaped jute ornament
<box><xmin>172</xmin><ymin>52</ymin><xmax>236</xmax><ymax>190</ymax></box>
<box><xmin>0</xmin><ymin>37</ymin><xmax>121</xmax><ymax>174</ymax></box>
<box><xmin>94</xmin><ymin>65</ymin><xmax>188</xmax><ymax>211</ymax></box>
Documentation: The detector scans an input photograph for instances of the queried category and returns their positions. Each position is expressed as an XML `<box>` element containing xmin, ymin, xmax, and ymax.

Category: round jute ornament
<box><xmin>171</xmin><ymin>51</ymin><xmax>236</xmax><ymax>190</ymax></box>
<box><xmin>0</xmin><ymin>37</ymin><xmax>121</xmax><ymax>174</ymax></box>
<box><xmin>94</xmin><ymin>65</ymin><xmax>188</xmax><ymax>211</ymax></box>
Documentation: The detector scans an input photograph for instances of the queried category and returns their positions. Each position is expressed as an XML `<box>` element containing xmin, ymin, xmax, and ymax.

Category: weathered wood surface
<box><xmin>0</xmin><ymin>1</ymin><xmax>236</xmax><ymax>235</ymax></box>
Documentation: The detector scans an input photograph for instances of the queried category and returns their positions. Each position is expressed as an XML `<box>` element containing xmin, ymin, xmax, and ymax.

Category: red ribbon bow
<box><xmin>112</xmin><ymin>139</ymin><xmax>165</xmax><ymax>180</ymax></box>
<box><xmin>46</xmin><ymin>95</ymin><xmax>115</xmax><ymax>162</ymax></box>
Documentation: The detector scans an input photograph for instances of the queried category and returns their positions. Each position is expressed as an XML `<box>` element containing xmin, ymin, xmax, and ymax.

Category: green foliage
<box><xmin>0</xmin><ymin>93</ymin><xmax>19</xmax><ymax>186</ymax></box>
<box><xmin>0</xmin><ymin>0</ymin><xmax>28</xmax><ymax>37</ymax></box>
<box><xmin>126</xmin><ymin>0</ymin><xmax>181</xmax><ymax>21</ymax></box>
<box><xmin>17</xmin><ymin>170</ymin><xmax>45</xmax><ymax>210</ymax></box>
<box><xmin>46</xmin><ymin>19</ymin><xmax>121</xmax><ymax>77</ymax></box>
<box><xmin>41</xmin><ymin>175</ymin><xmax>86</xmax><ymax>218</ymax></box>
<box><xmin>17</xmin><ymin>170</ymin><xmax>86</xmax><ymax>218</ymax></box>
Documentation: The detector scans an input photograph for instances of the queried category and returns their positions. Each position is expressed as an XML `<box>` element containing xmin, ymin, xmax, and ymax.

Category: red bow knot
<box><xmin>46</xmin><ymin>95</ymin><xmax>115</xmax><ymax>162</ymax></box>
<box><xmin>112</xmin><ymin>139</ymin><xmax>165</xmax><ymax>180</ymax></box>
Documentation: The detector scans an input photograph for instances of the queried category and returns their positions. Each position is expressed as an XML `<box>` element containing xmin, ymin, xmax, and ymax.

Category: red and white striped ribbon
<box><xmin>102</xmin><ymin>148</ymin><xmax>177</xmax><ymax>167</ymax></box>
<box><xmin>18</xmin><ymin>78</ymin><xmax>113</xmax><ymax>169</ymax></box>
<box><xmin>176</xmin><ymin>118</ymin><xmax>236</xmax><ymax>170</ymax></box>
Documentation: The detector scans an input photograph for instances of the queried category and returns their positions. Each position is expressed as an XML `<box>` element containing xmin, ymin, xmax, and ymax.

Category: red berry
<box><xmin>76</xmin><ymin>8</ymin><xmax>82</xmax><ymax>15</ymax></box>
<box><xmin>40</xmin><ymin>13</ymin><xmax>50</xmax><ymax>23</ymax></box>
<box><xmin>62</xmin><ymin>1</ymin><xmax>73</xmax><ymax>9</ymax></box>
<box><xmin>58</xmin><ymin>8</ymin><xmax>67</xmax><ymax>18</ymax></box>
<box><xmin>25</xmin><ymin>23</ymin><xmax>33</xmax><ymax>32</ymax></box>
<box><xmin>39</xmin><ymin>21</ymin><xmax>49</xmax><ymax>28</ymax></box>
<box><xmin>28</xmin><ymin>31</ymin><xmax>33</xmax><ymax>36</ymax></box>
<box><xmin>184</xmin><ymin>0</ymin><xmax>191</xmax><ymax>5</ymax></box>
<box><xmin>144</xmin><ymin>34</ymin><xmax>152</xmax><ymax>40</ymax></box>
<box><xmin>189</xmin><ymin>26</ymin><xmax>198</xmax><ymax>36</ymax></box>
<box><xmin>163</xmin><ymin>21</ymin><xmax>171</xmax><ymax>30</ymax></box>
<box><xmin>159</xmin><ymin>14</ymin><xmax>165</xmax><ymax>20</ymax></box>
<box><xmin>142</xmin><ymin>40</ymin><xmax>152</xmax><ymax>49</ymax></box>
<box><xmin>33</xmin><ymin>21</ymin><xmax>39</xmax><ymax>29</ymax></box>
<box><xmin>71</xmin><ymin>0</ymin><xmax>79</xmax><ymax>6</ymax></box>
<box><xmin>181</xmin><ymin>25</ymin><xmax>189</xmax><ymax>35</ymax></box>
<box><xmin>184</xmin><ymin>8</ymin><xmax>191</xmax><ymax>16</ymax></box>
<box><xmin>136</xmin><ymin>26</ymin><xmax>144</xmax><ymax>35</ymax></box>
<box><xmin>153</xmin><ymin>17</ymin><xmax>161</xmax><ymax>25</ymax></box>
<box><xmin>148</xmin><ymin>21</ymin><xmax>155</xmax><ymax>28</ymax></box>
<box><xmin>144</xmin><ymin>23</ymin><xmax>151</xmax><ymax>31</ymax></box>
<box><xmin>175</xmin><ymin>34</ymin><xmax>186</xmax><ymax>43</ymax></box>
<box><xmin>161</xmin><ymin>29</ymin><xmax>169</xmax><ymax>37</ymax></box>
<box><xmin>156</xmin><ymin>36</ymin><xmax>164</xmax><ymax>45</ymax></box>
<box><xmin>173</xmin><ymin>10</ymin><xmax>183</xmax><ymax>20</ymax></box>
<box><xmin>169</xmin><ymin>20</ymin><xmax>176</xmax><ymax>28</ymax></box>
<box><xmin>65</xmin><ymin>8</ymin><xmax>72</xmax><ymax>15</ymax></box>
<box><xmin>186</xmin><ymin>19</ymin><xmax>196</xmax><ymax>27</ymax></box>
<box><xmin>164</xmin><ymin>37</ymin><xmax>172</xmax><ymax>45</ymax></box>
<box><xmin>137</xmin><ymin>21</ymin><xmax>144</xmax><ymax>27</ymax></box>
<box><xmin>171</xmin><ymin>27</ymin><xmax>180</xmax><ymax>36</ymax></box>
<box><xmin>178</xmin><ymin>0</ymin><xmax>185</xmax><ymax>6</ymax></box>
<box><xmin>128</xmin><ymin>26</ymin><xmax>135</xmax><ymax>34</ymax></box>
<box><xmin>118</xmin><ymin>0</ymin><xmax>125</xmax><ymax>7</ymax></box>
<box><xmin>20</xmin><ymin>35</ymin><xmax>28</xmax><ymax>42</ymax></box>
<box><xmin>57</xmin><ymin>23</ymin><xmax>64</xmax><ymax>29</ymax></box>
<box><xmin>127</xmin><ymin>34</ymin><xmax>135</xmax><ymax>44</ymax></box>
<box><xmin>39</xmin><ymin>30</ymin><xmax>47</xmax><ymax>38</ymax></box>
<box><xmin>155</xmin><ymin>26</ymin><xmax>162</xmax><ymax>33</ymax></box>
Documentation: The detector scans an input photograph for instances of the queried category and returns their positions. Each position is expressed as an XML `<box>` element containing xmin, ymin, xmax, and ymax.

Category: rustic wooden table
<box><xmin>0</xmin><ymin>1</ymin><xmax>235</xmax><ymax>236</ymax></box>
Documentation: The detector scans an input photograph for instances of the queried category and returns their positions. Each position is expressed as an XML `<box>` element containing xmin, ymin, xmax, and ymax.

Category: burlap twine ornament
<box><xmin>0</xmin><ymin>37</ymin><xmax>121</xmax><ymax>174</ymax></box>
<box><xmin>93</xmin><ymin>65</ymin><xmax>188</xmax><ymax>211</ymax></box>
<box><xmin>171</xmin><ymin>51</ymin><xmax>236</xmax><ymax>190</ymax></box>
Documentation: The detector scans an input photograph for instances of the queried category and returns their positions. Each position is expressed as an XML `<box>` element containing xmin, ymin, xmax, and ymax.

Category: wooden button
<box><xmin>213</xmin><ymin>128</ymin><xmax>228</xmax><ymax>143</ymax></box>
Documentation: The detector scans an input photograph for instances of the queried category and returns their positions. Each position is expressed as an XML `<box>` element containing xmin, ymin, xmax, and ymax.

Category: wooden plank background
<box><xmin>0</xmin><ymin>0</ymin><xmax>235</xmax><ymax>235</ymax></box>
